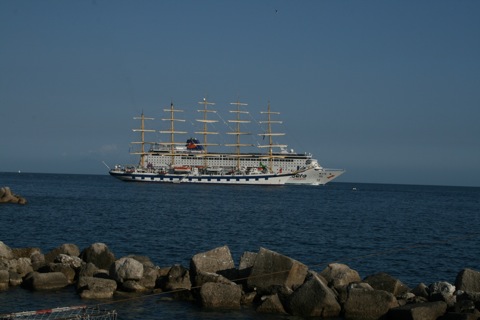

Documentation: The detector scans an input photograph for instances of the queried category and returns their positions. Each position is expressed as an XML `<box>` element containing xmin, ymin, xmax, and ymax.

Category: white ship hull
<box><xmin>109</xmin><ymin>169</ymin><xmax>294</xmax><ymax>185</ymax></box>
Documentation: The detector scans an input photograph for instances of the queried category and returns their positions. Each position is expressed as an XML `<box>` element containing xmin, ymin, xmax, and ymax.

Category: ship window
<box><xmin>151</xmin><ymin>177</ymin><xmax>154</xmax><ymax>181</ymax></box>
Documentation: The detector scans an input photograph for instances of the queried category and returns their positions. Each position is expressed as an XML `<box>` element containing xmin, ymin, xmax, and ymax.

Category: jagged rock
<box><xmin>45</xmin><ymin>244</ymin><xmax>80</xmax><ymax>263</ymax></box>
<box><xmin>343</xmin><ymin>287</ymin><xmax>398</xmax><ymax>320</ymax></box>
<box><xmin>9</xmin><ymin>271</ymin><xmax>22</xmax><ymax>286</ymax></box>
<box><xmin>320</xmin><ymin>263</ymin><xmax>361</xmax><ymax>290</ymax></box>
<box><xmin>0</xmin><ymin>270</ymin><xmax>9</xmax><ymax>291</ymax></box>
<box><xmin>455</xmin><ymin>268</ymin><xmax>480</xmax><ymax>293</ymax></box>
<box><xmin>0</xmin><ymin>186</ymin><xmax>27</xmax><ymax>204</ymax></box>
<box><xmin>247</xmin><ymin>247</ymin><xmax>308</xmax><ymax>294</ymax></box>
<box><xmin>160</xmin><ymin>264</ymin><xmax>191</xmax><ymax>291</ymax></box>
<box><xmin>238</xmin><ymin>251</ymin><xmax>257</xmax><ymax>283</ymax></box>
<box><xmin>139</xmin><ymin>266</ymin><xmax>158</xmax><ymax>290</ymax></box>
<box><xmin>110</xmin><ymin>257</ymin><xmax>144</xmax><ymax>283</ymax></box>
<box><xmin>55</xmin><ymin>254</ymin><xmax>83</xmax><ymax>270</ymax></box>
<box><xmin>363</xmin><ymin>272</ymin><xmax>410</xmax><ymax>296</ymax></box>
<box><xmin>22</xmin><ymin>271</ymin><xmax>69</xmax><ymax>291</ymax></box>
<box><xmin>194</xmin><ymin>271</ymin><xmax>234</xmax><ymax>287</ymax></box>
<box><xmin>190</xmin><ymin>245</ymin><xmax>236</xmax><ymax>286</ymax></box>
<box><xmin>10</xmin><ymin>257</ymin><xmax>34</xmax><ymax>277</ymax></box>
<box><xmin>455</xmin><ymin>291</ymin><xmax>480</xmax><ymax>311</ymax></box>
<box><xmin>429</xmin><ymin>281</ymin><xmax>456</xmax><ymax>306</ymax></box>
<box><xmin>241</xmin><ymin>291</ymin><xmax>257</xmax><ymax>305</ymax></box>
<box><xmin>411</xmin><ymin>282</ymin><xmax>430</xmax><ymax>299</ymax></box>
<box><xmin>388</xmin><ymin>301</ymin><xmax>447</xmax><ymax>320</ymax></box>
<box><xmin>78</xmin><ymin>262</ymin><xmax>107</xmax><ymax>278</ymax></box>
<box><xmin>11</xmin><ymin>247</ymin><xmax>41</xmax><ymax>259</ymax></box>
<box><xmin>80</xmin><ymin>243</ymin><xmax>115</xmax><ymax>270</ymax></box>
<box><xmin>30</xmin><ymin>252</ymin><xmax>46</xmax><ymax>271</ymax></box>
<box><xmin>199</xmin><ymin>282</ymin><xmax>242</xmax><ymax>309</ymax></box>
<box><xmin>0</xmin><ymin>242</ymin><xmax>13</xmax><ymax>259</ymax></box>
<box><xmin>77</xmin><ymin>276</ymin><xmax>117</xmax><ymax>299</ymax></box>
<box><xmin>43</xmin><ymin>263</ymin><xmax>76</xmax><ymax>284</ymax></box>
<box><xmin>256</xmin><ymin>293</ymin><xmax>288</xmax><ymax>314</ymax></box>
<box><xmin>127</xmin><ymin>255</ymin><xmax>155</xmax><ymax>268</ymax></box>
<box><xmin>287</xmin><ymin>272</ymin><xmax>341</xmax><ymax>318</ymax></box>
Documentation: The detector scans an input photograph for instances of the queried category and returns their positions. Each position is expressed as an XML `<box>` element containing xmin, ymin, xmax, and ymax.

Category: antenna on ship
<box><xmin>257</xmin><ymin>102</ymin><xmax>287</xmax><ymax>171</ymax></box>
<box><xmin>131</xmin><ymin>112</ymin><xmax>156</xmax><ymax>168</ymax></box>
<box><xmin>196</xmin><ymin>98</ymin><xmax>219</xmax><ymax>167</ymax></box>
<box><xmin>159</xmin><ymin>102</ymin><xmax>187</xmax><ymax>166</ymax></box>
<box><xmin>225</xmin><ymin>100</ymin><xmax>253</xmax><ymax>169</ymax></box>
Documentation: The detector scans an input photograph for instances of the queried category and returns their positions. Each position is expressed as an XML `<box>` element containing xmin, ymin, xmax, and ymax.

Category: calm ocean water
<box><xmin>1</xmin><ymin>172</ymin><xmax>479</xmax><ymax>319</ymax></box>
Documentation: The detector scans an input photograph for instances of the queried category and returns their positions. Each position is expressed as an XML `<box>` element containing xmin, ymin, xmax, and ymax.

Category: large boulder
<box><xmin>287</xmin><ymin>272</ymin><xmax>341</xmax><ymax>318</ymax></box>
<box><xmin>80</xmin><ymin>243</ymin><xmax>115</xmax><ymax>270</ymax></box>
<box><xmin>22</xmin><ymin>271</ymin><xmax>69</xmax><ymax>291</ymax></box>
<box><xmin>110</xmin><ymin>257</ymin><xmax>144</xmax><ymax>283</ymax></box>
<box><xmin>77</xmin><ymin>276</ymin><xmax>117</xmax><ymax>299</ymax></box>
<box><xmin>0</xmin><ymin>186</ymin><xmax>27</xmax><ymax>204</ymax></box>
<box><xmin>199</xmin><ymin>282</ymin><xmax>242</xmax><ymax>309</ymax></box>
<box><xmin>238</xmin><ymin>251</ymin><xmax>257</xmax><ymax>283</ymax></box>
<box><xmin>256</xmin><ymin>293</ymin><xmax>288</xmax><ymax>314</ymax></box>
<box><xmin>429</xmin><ymin>281</ymin><xmax>456</xmax><ymax>307</ymax></box>
<box><xmin>159</xmin><ymin>264</ymin><xmax>191</xmax><ymax>292</ymax></box>
<box><xmin>388</xmin><ymin>301</ymin><xmax>447</xmax><ymax>320</ymax></box>
<box><xmin>190</xmin><ymin>245</ymin><xmax>236</xmax><ymax>285</ymax></box>
<box><xmin>0</xmin><ymin>242</ymin><xmax>13</xmax><ymax>260</ymax></box>
<box><xmin>320</xmin><ymin>263</ymin><xmax>361</xmax><ymax>290</ymax></box>
<box><xmin>455</xmin><ymin>268</ymin><xmax>480</xmax><ymax>293</ymax></box>
<box><xmin>363</xmin><ymin>272</ymin><xmax>409</xmax><ymax>296</ymax></box>
<box><xmin>45</xmin><ymin>244</ymin><xmax>80</xmax><ymax>263</ymax></box>
<box><xmin>343</xmin><ymin>287</ymin><xmax>398</xmax><ymax>320</ymax></box>
<box><xmin>247</xmin><ymin>247</ymin><xmax>308</xmax><ymax>294</ymax></box>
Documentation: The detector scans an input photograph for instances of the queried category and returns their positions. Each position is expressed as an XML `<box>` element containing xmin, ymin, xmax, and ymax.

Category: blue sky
<box><xmin>1</xmin><ymin>1</ymin><xmax>479</xmax><ymax>187</ymax></box>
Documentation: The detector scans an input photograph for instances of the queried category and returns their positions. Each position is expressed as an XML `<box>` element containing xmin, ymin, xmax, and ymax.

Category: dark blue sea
<box><xmin>1</xmin><ymin>172</ymin><xmax>479</xmax><ymax>319</ymax></box>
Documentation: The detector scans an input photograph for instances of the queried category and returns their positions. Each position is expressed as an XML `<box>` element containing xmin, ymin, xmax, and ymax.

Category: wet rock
<box><xmin>23</xmin><ymin>271</ymin><xmax>69</xmax><ymax>291</ymax></box>
<box><xmin>256</xmin><ymin>293</ymin><xmax>288</xmax><ymax>314</ymax></box>
<box><xmin>190</xmin><ymin>245</ymin><xmax>236</xmax><ymax>285</ymax></box>
<box><xmin>320</xmin><ymin>263</ymin><xmax>361</xmax><ymax>290</ymax></box>
<box><xmin>363</xmin><ymin>272</ymin><xmax>410</xmax><ymax>296</ymax></box>
<box><xmin>247</xmin><ymin>247</ymin><xmax>308</xmax><ymax>294</ymax></box>
<box><xmin>343</xmin><ymin>287</ymin><xmax>398</xmax><ymax>320</ymax></box>
<box><xmin>455</xmin><ymin>268</ymin><xmax>480</xmax><ymax>293</ymax></box>
<box><xmin>199</xmin><ymin>282</ymin><xmax>242</xmax><ymax>309</ymax></box>
<box><xmin>110</xmin><ymin>257</ymin><xmax>144</xmax><ymax>283</ymax></box>
<box><xmin>80</xmin><ymin>243</ymin><xmax>115</xmax><ymax>270</ymax></box>
<box><xmin>388</xmin><ymin>301</ymin><xmax>447</xmax><ymax>320</ymax></box>
<box><xmin>77</xmin><ymin>276</ymin><xmax>117</xmax><ymax>299</ymax></box>
<box><xmin>287</xmin><ymin>272</ymin><xmax>341</xmax><ymax>318</ymax></box>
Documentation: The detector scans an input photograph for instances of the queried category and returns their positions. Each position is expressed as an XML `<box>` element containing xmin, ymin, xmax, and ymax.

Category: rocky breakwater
<box><xmin>0</xmin><ymin>187</ymin><xmax>26</xmax><ymax>204</ymax></box>
<box><xmin>1</xmin><ymin>241</ymin><xmax>480</xmax><ymax>319</ymax></box>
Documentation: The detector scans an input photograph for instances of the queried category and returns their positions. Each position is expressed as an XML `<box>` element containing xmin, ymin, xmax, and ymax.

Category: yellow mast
<box><xmin>159</xmin><ymin>102</ymin><xmax>187</xmax><ymax>166</ymax></box>
<box><xmin>195</xmin><ymin>98</ymin><xmax>218</xmax><ymax>167</ymax></box>
<box><xmin>225</xmin><ymin>100</ymin><xmax>252</xmax><ymax>169</ymax></box>
<box><xmin>131</xmin><ymin>112</ymin><xmax>155</xmax><ymax>168</ymax></box>
<box><xmin>257</xmin><ymin>102</ymin><xmax>287</xmax><ymax>171</ymax></box>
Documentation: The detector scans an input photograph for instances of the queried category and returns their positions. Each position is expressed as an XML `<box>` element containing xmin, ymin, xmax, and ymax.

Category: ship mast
<box><xmin>195</xmin><ymin>98</ymin><xmax>218</xmax><ymax>167</ymax></box>
<box><xmin>257</xmin><ymin>102</ymin><xmax>287</xmax><ymax>171</ymax></box>
<box><xmin>159</xmin><ymin>102</ymin><xmax>187</xmax><ymax>166</ymax></box>
<box><xmin>131</xmin><ymin>112</ymin><xmax>155</xmax><ymax>168</ymax></box>
<box><xmin>225</xmin><ymin>100</ymin><xmax>252</xmax><ymax>169</ymax></box>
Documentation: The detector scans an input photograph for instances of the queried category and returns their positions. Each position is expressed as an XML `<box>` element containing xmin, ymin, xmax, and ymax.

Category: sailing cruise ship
<box><xmin>108</xmin><ymin>98</ymin><xmax>345</xmax><ymax>185</ymax></box>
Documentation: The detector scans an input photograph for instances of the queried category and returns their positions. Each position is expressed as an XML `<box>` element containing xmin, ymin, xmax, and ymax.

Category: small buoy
<box><xmin>352</xmin><ymin>187</ymin><xmax>357</xmax><ymax>191</ymax></box>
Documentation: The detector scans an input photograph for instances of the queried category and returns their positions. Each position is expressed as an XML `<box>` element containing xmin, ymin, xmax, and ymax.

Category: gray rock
<box><xmin>194</xmin><ymin>271</ymin><xmax>233</xmax><ymax>287</ymax></box>
<box><xmin>388</xmin><ymin>301</ymin><xmax>447</xmax><ymax>320</ymax></box>
<box><xmin>190</xmin><ymin>245</ymin><xmax>236</xmax><ymax>285</ymax></box>
<box><xmin>320</xmin><ymin>263</ymin><xmax>361</xmax><ymax>290</ymax></box>
<box><xmin>287</xmin><ymin>272</ymin><xmax>341</xmax><ymax>318</ymax></box>
<box><xmin>363</xmin><ymin>272</ymin><xmax>410</xmax><ymax>296</ymax></box>
<box><xmin>247</xmin><ymin>247</ymin><xmax>308</xmax><ymax>294</ymax></box>
<box><xmin>0</xmin><ymin>242</ymin><xmax>13</xmax><ymax>260</ymax></box>
<box><xmin>411</xmin><ymin>282</ymin><xmax>430</xmax><ymax>299</ymax></box>
<box><xmin>30</xmin><ymin>252</ymin><xmax>46</xmax><ymax>271</ymax></box>
<box><xmin>77</xmin><ymin>276</ymin><xmax>117</xmax><ymax>299</ymax></box>
<box><xmin>55</xmin><ymin>254</ymin><xmax>83</xmax><ymax>270</ymax></box>
<box><xmin>429</xmin><ymin>281</ymin><xmax>456</xmax><ymax>306</ymax></box>
<box><xmin>343</xmin><ymin>287</ymin><xmax>398</xmax><ymax>320</ymax></box>
<box><xmin>80</xmin><ymin>243</ymin><xmax>115</xmax><ymax>270</ymax></box>
<box><xmin>199</xmin><ymin>282</ymin><xmax>242</xmax><ymax>309</ymax></box>
<box><xmin>11</xmin><ymin>247</ymin><xmax>41</xmax><ymax>259</ymax></box>
<box><xmin>238</xmin><ymin>251</ymin><xmax>257</xmax><ymax>282</ymax></box>
<box><xmin>256</xmin><ymin>293</ymin><xmax>288</xmax><ymax>314</ymax></box>
<box><xmin>160</xmin><ymin>264</ymin><xmax>191</xmax><ymax>291</ymax></box>
<box><xmin>455</xmin><ymin>268</ymin><xmax>480</xmax><ymax>293</ymax></box>
<box><xmin>23</xmin><ymin>271</ymin><xmax>69</xmax><ymax>291</ymax></box>
<box><xmin>139</xmin><ymin>266</ymin><xmax>158</xmax><ymax>290</ymax></box>
<box><xmin>45</xmin><ymin>263</ymin><xmax>76</xmax><ymax>284</ymax></box>
<box><xmin>45</xmin><ymin>244</ymin><xmax>80</xmax><ymax>263</ymax></box>
<box><xmin>0</xmin><ymin>269</ymin><xmax>9</xmax><ymax>291</ymax></box>
<box><xmin>9</xmin><ymin>271</ymin><xmax>22</xmax><ymax>286</ymax></box>
<box><xmin>110</xmin><ymin>257</ymin><xmax>144</xmax><ymax>283</ymax></box>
